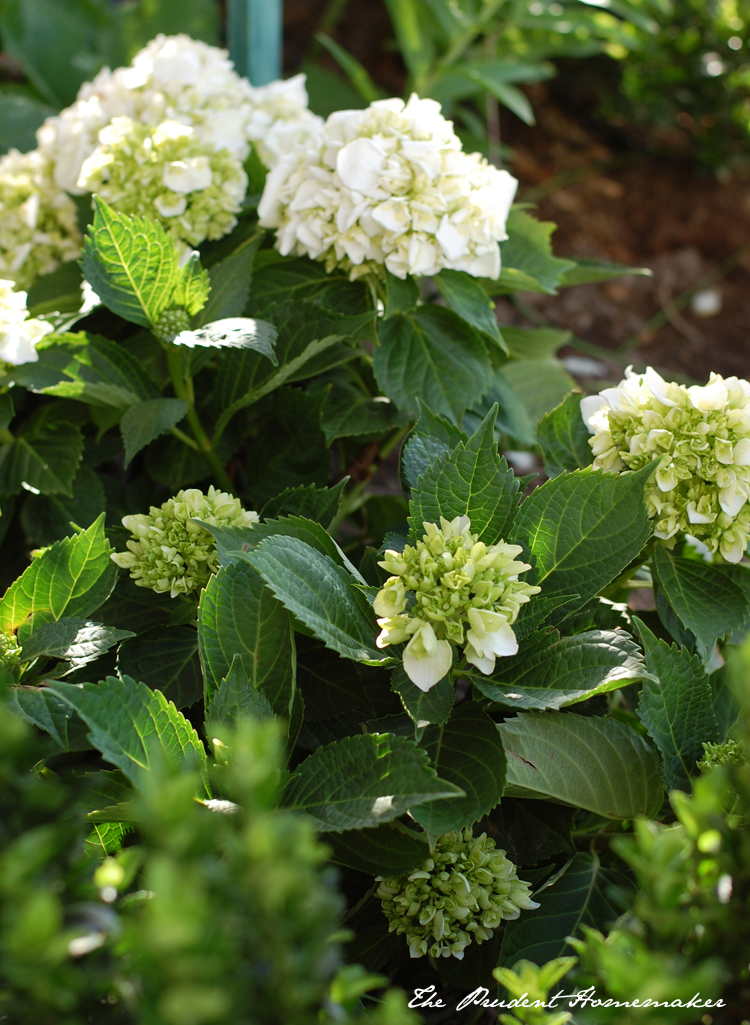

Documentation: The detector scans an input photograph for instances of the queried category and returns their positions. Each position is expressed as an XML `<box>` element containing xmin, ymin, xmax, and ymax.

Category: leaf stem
<box><xmin>167</xmin><ymin>347</ymin><xmax>236</xmax><ymax>494</ymax></box>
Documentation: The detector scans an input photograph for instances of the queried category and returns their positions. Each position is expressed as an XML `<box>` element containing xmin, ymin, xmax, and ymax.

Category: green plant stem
<box><xmin>0</xmin><ymin>428</ymin><xmax>13</xmax><ymax>445</ymax></box>
<box><xmin>167</xmin><ymin>347</ymin><xmax>236</xmax><ymax>494</ymax></box>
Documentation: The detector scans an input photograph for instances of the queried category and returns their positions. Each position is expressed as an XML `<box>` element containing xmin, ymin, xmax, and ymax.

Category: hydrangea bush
<box><xmin>0</xmin><ymin>24</ymin><xmax>746</xmax><ymax>1024</ymax></box>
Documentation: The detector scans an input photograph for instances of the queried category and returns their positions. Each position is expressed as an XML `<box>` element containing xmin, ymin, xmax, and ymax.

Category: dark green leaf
<box><xmin>6</xmin><ymin>685</ymin><xmax>89</xmax><ymax>752</ymax></box>
<box><xmin>499</xmin><ymin>852</ymin><xmax>628</xmax><ymax>967</ymax></box>
<box><xmin>318</xmin><ymin>378</ymin><xmax>407</xmax><ymax>445</ymax></box>
<box><xmin>120</xmin><ymin>398</ymin><xmax>188</xmax><ymax>466</ymax></box>
<box><xmin>634</xmin><ymin>618</ymin><xmax>720</xmax><ymax>791</ymax></box>
<box><xmin>652</xmin><ymin>545</ymin><xmax>750</xmax><ymax>662</ymax></box>
<box><xmin>485</xmin><ymin>798</ymin><xmax>573</xmax><ymax>867</ymax></box>
<box><xmin>4</xmin><ymin>332</ymin><xmax>159</xmax><ymax>408</ymax></box>
<box><xmin>500</xmin><ymin>359</ymin><xmax>575</xmax><ymax>427</ymax></box>
<box><xmin>48</xmin><ymin>675</ymin><xmax>209</xmax><ymax>792</ymax></box>
<box><xmin>260</xmin><ymin>479</ymin><xmax>346</xmax><ymax>526</ymax></box>
<box><xmin>296</xmin><ymin>635</ymin><xmax>374</xmax><ymax>721</ymax></box>
<box><xmin>384</xmin><ymin>269</ymin><xmax>419</xmax><ymax>318</ymax></box>
<box><xmin>496</xmin><ymin>209</ymin><xmax>575</xmax><ymax>295</ymax></box>
<box><xmin>282</xmin><ymin>732</ymin><xmax>463</xmax><ymax>832</ymax></box>
<box><xmin>559</xmin><ymin>258</ymin><xmax>652</xmax><ymax>287</ymax></box>
<box><xmin>471</xmin><ymin>629</ymin><xmax>649</xmax><ymax>711</ymax></box>
<box><xmin>117</xmin><ymin>626</ymin><xmax>203</xmax><ymax>710</ymax></box>
<box><xmin>537</xmin><ymin>391</ymin><xmax>595</xmax><ymax>477</ymax></box>
<box><xmin>411</xmin><ymin>703</ymin><xmax>507</xmax><ymax>835</ymax></box>
<box><xmin>401</xmin><ymin>402</ymin><xmax>466</xmax><ymax>489</ymax></box>
<box><xmin>81</xmin><ymin>198</ymin><xmax>180</xmax><ymax>327</ymax></box>
<box><xmin>0</xmin><ymin>406</ymin><xmax>83</xmax><ymax>496</ymax></box>
<box><xmin>498</xmin><ymin>712</ymin><xmax>663</xmax><ymax>818</ymax></box>
<box><xmin>197</xmin><ymin>231</ymin><xmax>262</xmax><ymax>324</ymax></box>
<box><xmin>434</xmin><ymin>269</ymin><xmax>505</xmax><ymax>347</ymax></box>
<box><xmin>409</xmin><ymin>405</ymin><xmax>520</xmax><ymax>543</ymax></box>
<box><xmin>206</xmin><ymin>654</ymin><xmax>275</xmax><ymax>726</ymax></box>
<box><xmin>501</xmin><ymin>326</ymin><xmax>571</xmax><ymax>361</ymax></box>
<box><xmin>198</xmin><ymin>559</ymin><xmax>295</xmax><ymax>714</ymax></box>
<box><xmin>247</xmin><ymin>536</ymin><xmax>383</xmax><ymax>663</ymax></box>
<box><xmin>391</xmin><ymin>665</ymin><xmax>454</xmax><ymax>730</ymax></box>
<box><xmin>21</xmin><ymin>464</ymin><xmax>106</xmax><ymax>547</ymax></box>
<box><xmin>323</xmin><ymin>824</ymin><xmax>428</xmax><ymax>876</ymax></box>
<box><xmin>510</xmin><ymin>465</ymin><xmax>654</xmax><ymax>613</ymax></box>
<box><xmin>374</xmin><ymin>306</ymin><xmax>492</xmax><ymax>422</ymax></box>
<box><xmin>0</xmin><ymin>85</ymin><xmax>56</xmax><ymax>154</ymax></box>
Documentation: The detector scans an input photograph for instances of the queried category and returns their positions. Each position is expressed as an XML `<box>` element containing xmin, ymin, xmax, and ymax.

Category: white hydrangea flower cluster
<box><xmin>258</xmin><ymin>94</ymin><xmax>518</xmax><ymax>281</ymax></box>
<box><xmin>0</xmin><ymin>150</ymin><xmax>82</xmax><ymax>290</ymax></box>
<box><xmin>0</xmin><ymin>279</ymin><xmax>53</xmax><ymax>367</ymax></box>
<box><xmin>78</xmin><ymin>118</ymin><xmax>248</xmax><ymax>248</ymax></box>
<box><xmin>111</xmin><ymin>486</ymin><xmax>259</xmax><ymax>597</ymax></box>
<box><xmin>37</xmin><ymin>34</ymin><xmax>321</xmax><ymax>194</ymax></box>
<box><xmin>376</xmin><ymin>829</ymin><xmax>539</xmax><ymax>960</ymax></box>
<box><xmin>583</xmin><ymin>366</ymin><xmax>750</xmax><ymax>563</ymax></box>
<box><xmin>374</xmin><ymin>515</ymin><xmax>539</xmax><ymax>692</ymax></box>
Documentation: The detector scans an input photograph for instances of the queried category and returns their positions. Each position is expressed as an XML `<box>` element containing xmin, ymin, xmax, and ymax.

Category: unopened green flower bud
<box><xmin>153</xmin><ymin>306</ymin><xmax>191</xmax><ymax>343</ymax></box>
<box><xmin>374</xmin><ymin>515</ymin><xmax>539</xmax><ymax>692</ymax></box>
<box><xmin>697</xmin><ymin>739</ymin><xmax>745</xmax><ymax>772</ymax></box>
<box><xmin>0</xmin><ymin>630</ymin><xmax>21</xmax><ymax>668</ymax></box>
<box><xmin>111</xmin><ymin>485</ymin><xmax>259</xmax><ymax>597</ymax></box>
<box><xmin>377</xmin><ymin>828</ymin><xmax>539</xmax><ymax>960</ymax></box>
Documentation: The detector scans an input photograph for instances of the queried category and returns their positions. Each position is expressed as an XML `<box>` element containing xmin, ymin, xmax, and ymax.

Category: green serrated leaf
<box><xmin>172</xmin><ymin>252</ymin><xmax>210</xmax><ymax>316</ymax></box>
<box><xmin>6</xmin><ymin>685</ymin><xmax>90</xmax><ymax>751</ymax></box>
<box><xmin>206</xmin><ymin>654</ymin><xmax>275</xmax><ymax>726</ymax></box>
<box><xmin>498</xmin><ymin>712</ymin><xmax>663</xmax><ymax>818</ymax></box>
<box><xmin>409</xmin><ymin>405</ymin><xmax>520</xmax><ymax>543</ymax></box>
<box><xmin>260</xmin><ymin>480</ymin><xmax>346</xmax><ymax>526</ymax></box>
<box><xmin>500</xmin><ymin>359</ymin><xmax>575</xmax><ymax>427</ymax></box>
<box><xmin>120</xmin><ymin>398</ymin><xmax>188</xmax><ymax>466</ymax></box>
<box><xmin>384</xmin><ymin>269</ymin><xmax>419</xmax><ymax>318</ymax></box>
<box><xmin>496</xmin><ymin>209</ymin><xmax>576</xmax><ymax>295</ymax></box>
<box><xmin>391</xmin><ymin>665</ymin><xmax>454</xmax><ymax>731</ymax></box>
<box><xmin>323</xmin><ymin>823</ymin><xmax>428</xmax><ymax>876</ymax></box>
<box><xmin>498</xmin><ymin>851</ymin><xmax>629</xmax><ymax>968</ymax></box>
<box><xmin>374</xmin><ymin>306</ymin><xmax>492</xmax><ymax>423</ymax></box>
<box><xmin>282</xmin><ymin>732</ymin><xmax>464</xmax><ymax>832</ymax></box>
<box><xmin>21</xmin><ymin>464</ymin><xmax>106</xmax><ymax>548</ymax></box>
<box><xmin>0</xmin><ymin>514</ymin><xmax>115</xmax><ymax>635</ymax></box>
<box><xmin>401</xmin><ymin>402</ymin><xmax>467</xmax><ymax>490</ymax></box>
<box><xmin>197</xmin><ymin>231</ymin><xmax>262</xmax><ymax>325</ymax></box>
<box><xmin>537</xmin><ymin>391</ymin><xmax>595</xmax><ymax>477</ymax></box>
<box><xmin>296</xmin><ymin>635</ymin><xmax>374</xmax><ymax>721</ymax></box>
<box><xmin>48</xmin><ymin>675</ymin><xmax>209</xmax><ymax>792</ymax></box>
<box><xmin>81</xmin><ymin>197</ymin><xmax>180</xmax><ymax>327</ymax></box>
<box><xmin>501</xmin><ymin>326</ymin><xmax>572</xmax><ymax>361</ymax></box>
<box><xmin>634</xmin><ymin>617</ymin><xmax>720</xmax><ymax>791</ymax></box>
<box><xmin>652</xmin><ymin>545</ymin><xmax>750</xmax><ymax>662</ymax></box>
<box><xmin>4</xmin><ymin>332</ymin><xmax>160</xmax><ymax>408</ymax></box>
<box><xmin>20</xmin><ymin>617</ymin><xmax>134</xmax><ymax>667</ymax></box>
<box><xmin>318</xmin><ymin>378</ymin><xmax>407</xmax><ymax>445</ymax></box>
<box><xmin>471</xmin><ymin>628</ymin><xmax>650</xmax><ymax>711</ymax></box>
<box><xmin>434</xmin><ymin>269</ymin><xmax>505</xmax><ymax>347</ymax></box>
<box><xmin>197</xmin><ymin>559</ymin><xmax>295</xmax><ymax>713</ymax></box>
<box><xmin>117</xmin><ymin>626</ymin><xmax>203</xmax><ymax>711</ymax></box>
<box><xmin>510</xmin><ymin>465</ymin><xmax>654</xmax><ymax>613</ymax></box>
<box><xmin>0</xmin><ymin>406</ymin><xmax>84</xmax><ymax>497</ymax></box>
<box><xmin>411</xmin><ymin>703</ymin><xmax>507</xmax><ymax>835</ymax></box>
<box><xmin>247</xmin><ymin>536</ymin><xmax>383</xmax><ymax>663</ymax></box>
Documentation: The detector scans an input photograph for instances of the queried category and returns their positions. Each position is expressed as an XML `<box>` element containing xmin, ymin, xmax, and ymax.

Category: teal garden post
<box><xmin>226</xmin><ymin>0</ymin><xmax>283</xmax><ymax>85</ymax></box>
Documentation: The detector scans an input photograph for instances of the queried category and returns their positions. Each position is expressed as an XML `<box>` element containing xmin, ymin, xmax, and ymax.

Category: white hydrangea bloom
<box><xmin>78</xmin><ymin>118</ymin><xmax>248</xmax><ymax>248</ymax></box>
<box><xmin>258</xmin><ymin>94</ymin><xmax>518</xmax><ymax>281</ymax></box>
<box><xmin>0</xmin><ymin>150</ymin><xmax>82</xmax><ymax>290</ymax></box>
<box><xmin>0</xmin><ymin>280</ymin><xmax>53</xmax><ymax>366</ymax></box>
<box><xmin>583</xmin><ymin>365</ymin><xmax>750</xmax><ymax>563</ymax></box>
<box><xmin>37</xmin><ymin>34</ymin><xmax>321</xmax><ymax>194</ymax></box>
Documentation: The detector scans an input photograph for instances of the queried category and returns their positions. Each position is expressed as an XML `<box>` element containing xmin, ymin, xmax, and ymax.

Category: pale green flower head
<box><xmin>376</xmin><ymin>828</ymin><xmax>539</xmax><ymax>960</ymax></box>
<box><xmin>111</xmin><ymin>486</ymin><xmax>259</xmax><ymax>597</ymax></box>
<box><xmin>583</xmin><ymin>366</ymin><xmax>750</xmax><ymax>563</ymax></box>
<box><xmin>0</xmin><ymin>630</ymin><xmax>21</xmax><ymax>669</ymax></box>
<box><xmin>697</xmin><ymin>739</ymin><xmax>745</xmax><ymax>772</ymax></box>
<box><xmin>0</xmin><ymin>149</ymin><xmax>81</xmax><ymax>290</ymax></box>
<box><xmin>78</xmin><ymin>118</ymin><xmax>248</xmax><ymax>248</ymax></box>
<box><xmin>375</xmin><ymin>515</ymin><xmax>539</xmax><ymax>692</ymax></box>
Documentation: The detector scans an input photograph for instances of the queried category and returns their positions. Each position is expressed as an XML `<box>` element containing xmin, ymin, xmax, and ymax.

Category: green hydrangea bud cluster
<box><xmin>376</xmin><ymin>829</ymin><xmax>539</xmax><ymax>960</ymax></box>
<box><xmin>111</xmin><ymin>486</ymin><xmax>259</xmax><ymax>597</ymax></box>
<box><xmin>374</xmin><ymin>515</ymin><xmax>539</xmax><ymax>692</ymax></box>
<box><xmin>697</xmin><ymin>739</ymin><xmax>745</xmax><ymax>772</ymax></box>
<box><xmin>0</xmin><ymin>149</ymin><xmax>81</xmax><ymax>290</ymax></box>
<box><xmin>583</xmin><ymin>366</ymin><xmax>750</xmax><ymax>563</ymax></box>
<box><xmin>0</xmin><ymin>630</ymin><xmax>21</xmax><ymax>668</ymax></box>
<box><xmin>77</xmin><ymin>118</ymin><xmax>248</xmax><ymax>249</ymax></box>
<box><xmin>152</xmin><ymin>306</ymin><xmax>191</xmax><ymax>343</ymax></box>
